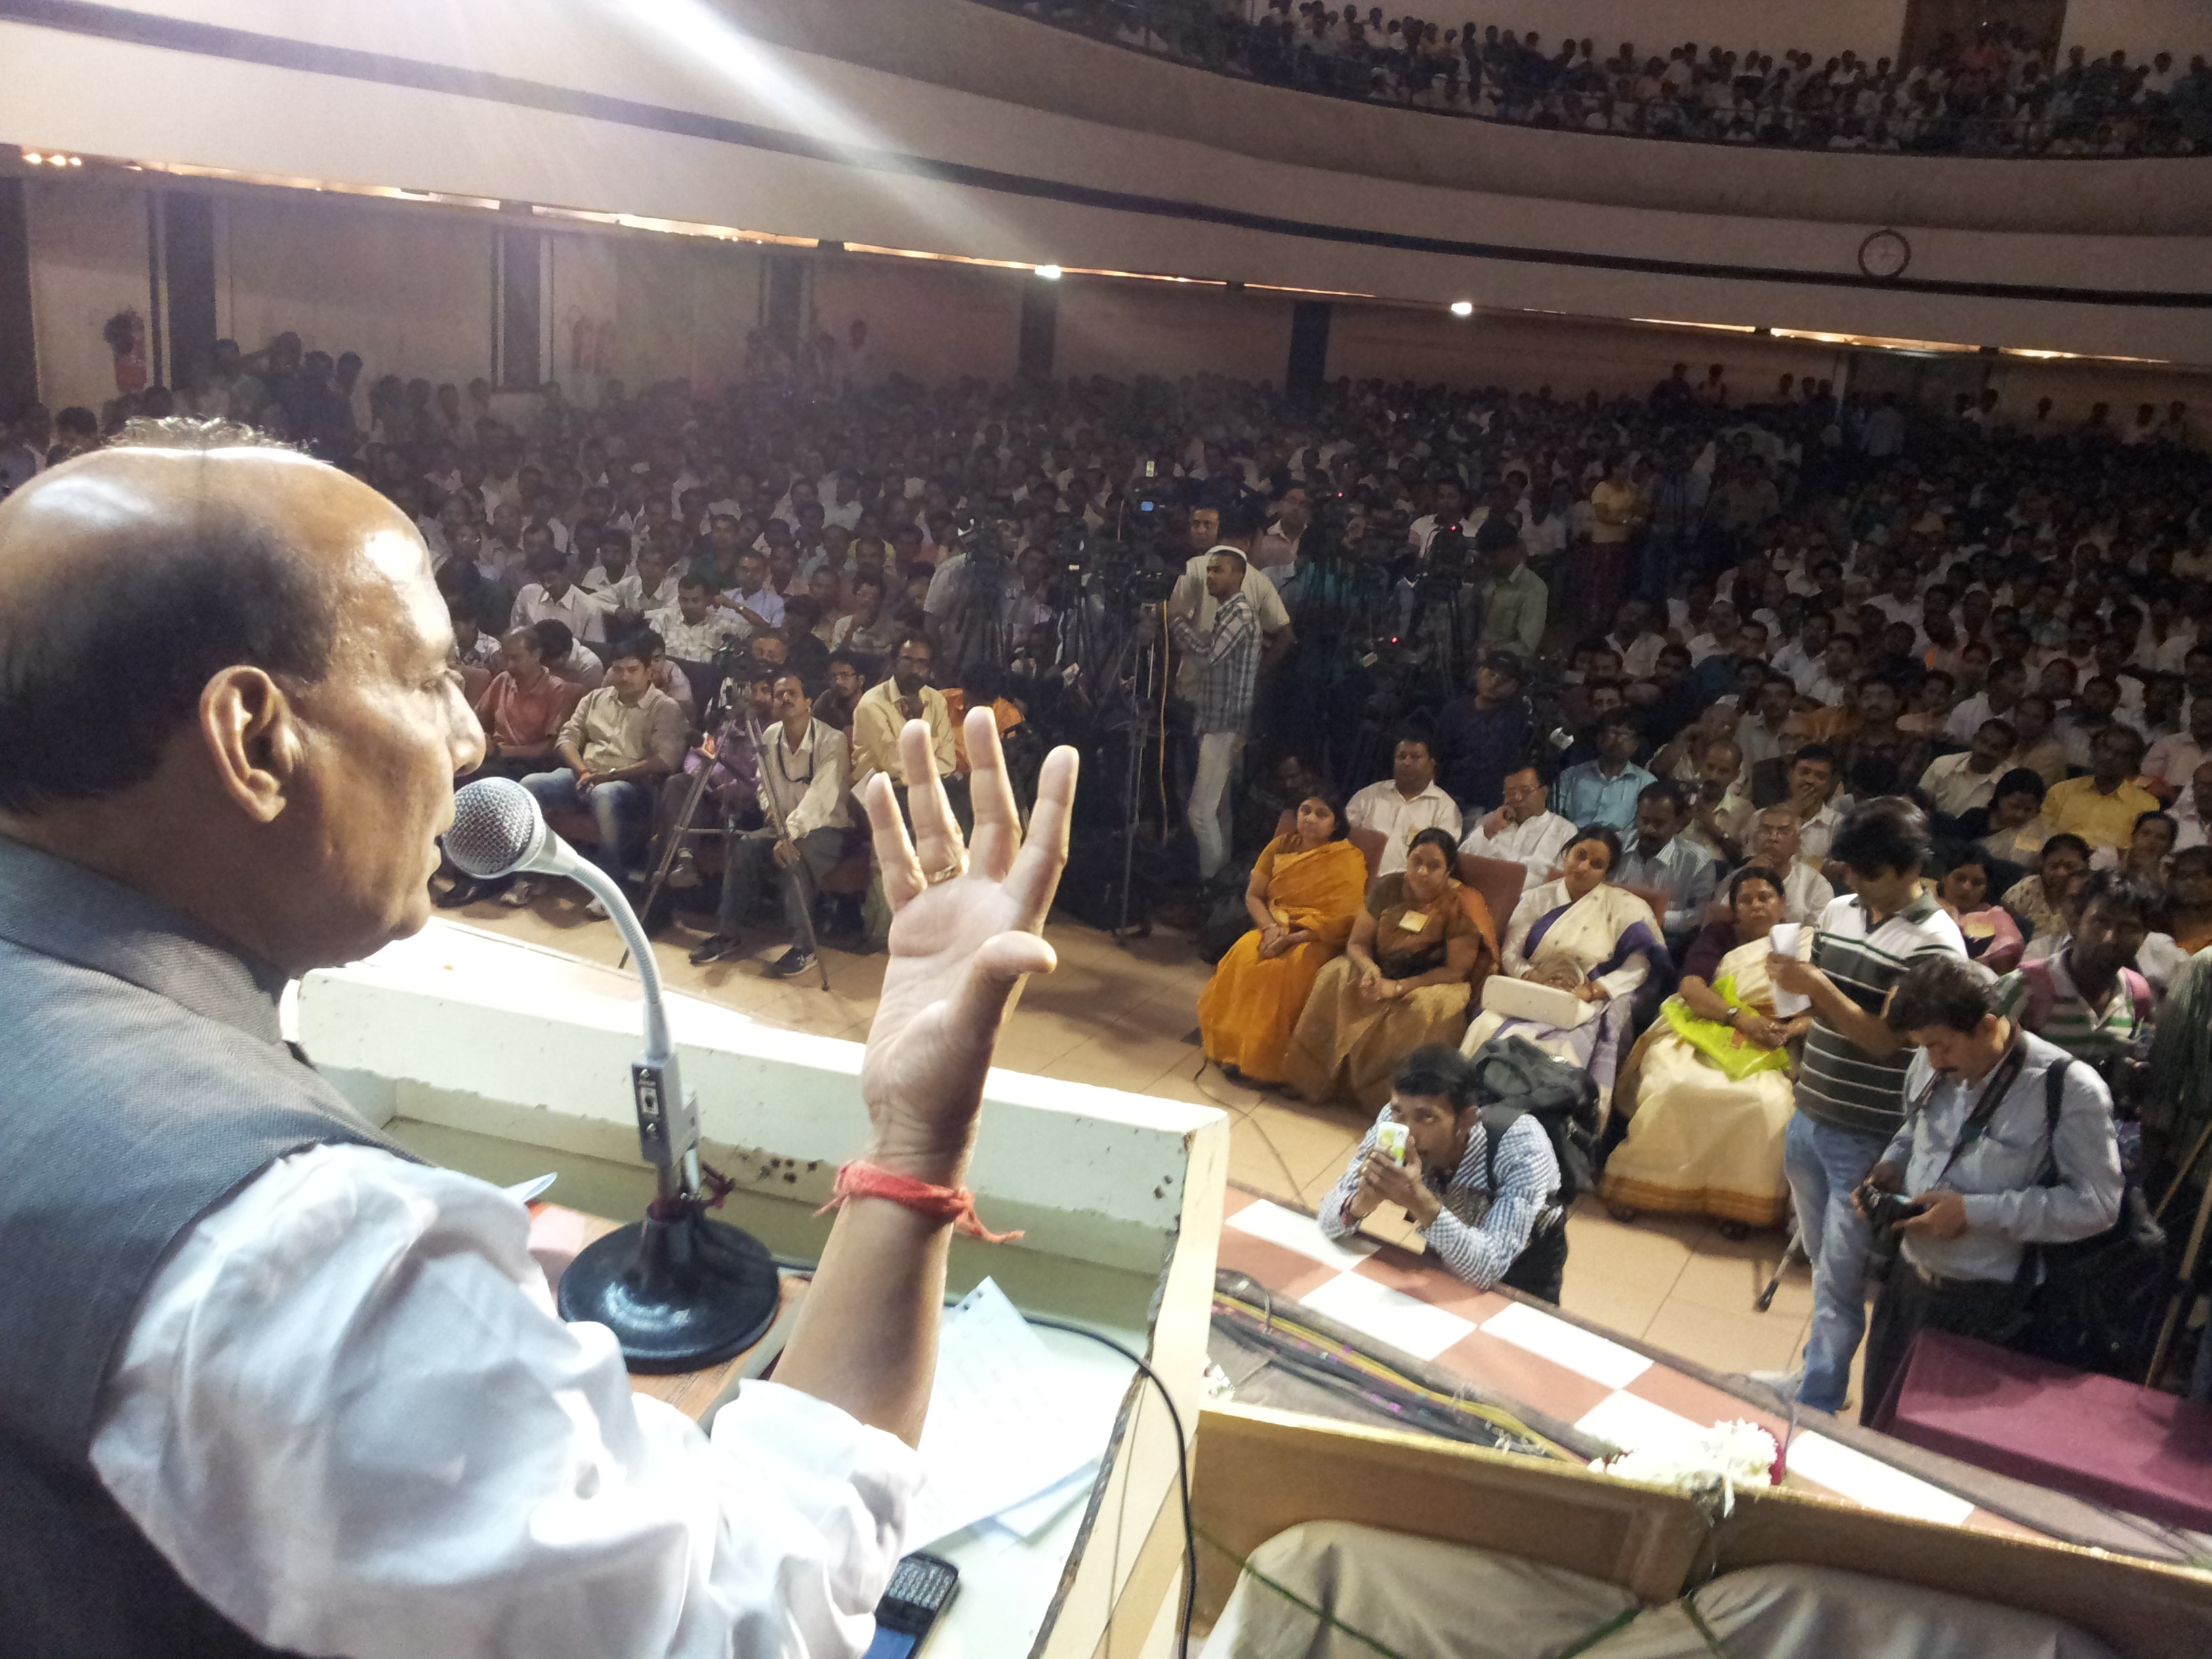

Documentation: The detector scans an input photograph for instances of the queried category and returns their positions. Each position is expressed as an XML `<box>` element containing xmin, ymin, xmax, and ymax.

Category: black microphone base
<box><xmin>557</xmin><ymin>1205</ymin><xmax>783</xmax><ymax>1374</ymax></box>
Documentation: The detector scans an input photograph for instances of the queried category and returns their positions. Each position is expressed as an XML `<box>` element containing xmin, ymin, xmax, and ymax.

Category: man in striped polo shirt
<box><xmin>1765</xmin><ymin>801</ymin><xmax>1965</xmax><ymax>1412</ymax></box>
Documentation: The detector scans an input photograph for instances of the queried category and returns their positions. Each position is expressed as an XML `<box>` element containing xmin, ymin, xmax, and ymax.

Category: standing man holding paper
<box><xmin>1761</xmin><ymin>801</ymin><xmax>1965</xmax><ymax>1414</ymax></box>
<box><xmin>0</xmin><ymin>422</ymin><xmax>1079</xmax><ymax>1658</ymax></box>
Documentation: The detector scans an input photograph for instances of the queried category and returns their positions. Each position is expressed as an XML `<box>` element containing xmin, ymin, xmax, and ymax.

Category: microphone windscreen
<box><xmin>447</xmin><ymin>777</ymin><xmax>545</xmax><ymax>878</ymax></box>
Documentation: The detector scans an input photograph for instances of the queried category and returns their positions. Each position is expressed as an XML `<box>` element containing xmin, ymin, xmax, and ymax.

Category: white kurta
<box><xmin>90</xmin><ymin>1143</ymin><xmax>920</xmax><ymax>1659</ymax></box>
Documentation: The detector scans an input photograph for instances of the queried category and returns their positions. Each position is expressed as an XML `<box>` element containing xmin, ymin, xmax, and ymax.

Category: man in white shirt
<box><xmin>714</xmin><ymin>548</ymin><xmax>785</xmax><ymax>635</ymax></box>
<box><xmin>1917</xmin><ymin>718</ymin><xmax>2017</xmax><ymax>819</ymax></box>
<box><xmin>607</xmin><ymin>546</ymin><xmax>680</xmax><ymax>617</ymax></box>
<box><xmin>2171</xmin><ymin>759</ymin><xmax>2212</xmax><ymax>852</ymax></box>
<box><xmin>1458</xmin><ymin>764</ymin><xmax>1577</xmax><ymax>893</ymax></box>
<box><xmin>1252</xmin><ymin>486</ymin><xmax>1308</xmax><ymax>590</ymax></box>
<box><xmin>0</xmin><ymin>436</ymin><xmax>1082</xmax><ymax>1659</ymax></box>
<box><xmin>2144</xmin><ymin>696</ymin><xmax>2212</xmax><ymax>797</ymax></box>
<box><xmin>649</xmin><ymin>574</ymin><xmax>741</xmax><ymax>665</ymax></box>
<box><xmin>1749</xmin><ymin>805</ymin><xmax>1836</xmax><ymax>923</ymax></box>
<box><xmin>510</xmin><ymin>552</ymin><xmax>610</xmax><ymax>645</ymax></box>
<box><xmin>1345</xmin><ymin>734</ymin><xmax>1461</xmax><ymax>876</ymax></box>
<box><xmin>1942</xmin><ymin>656</ymin><xmax>2028</xmax><ymax>745</ymax></box>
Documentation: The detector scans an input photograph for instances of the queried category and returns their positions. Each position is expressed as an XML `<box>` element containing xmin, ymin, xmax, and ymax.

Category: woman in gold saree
<box><xmin>1198</xmin><ymin>793</ymin><xmax>1369</xmax><ymax>1084</ymax></box>
<box><xmin>1286</xmin><ymin>828</ymin><xmax>1498</xmax><ymax>1111</ymax></box>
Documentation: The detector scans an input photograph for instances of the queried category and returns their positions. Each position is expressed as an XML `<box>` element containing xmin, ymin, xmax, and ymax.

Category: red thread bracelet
<box><xmin>815</xmin><ymin>1161</ymin><xmax>1024</xmax><ymax>1243</ymax></box>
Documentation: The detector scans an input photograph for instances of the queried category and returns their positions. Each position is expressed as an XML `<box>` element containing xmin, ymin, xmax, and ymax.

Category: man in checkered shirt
<box><xmin>1318</xmin><ymin>1045</ymin><xmax>1569</xmax><ymax>1303</ymax></box>
<box><xmin>1170</xmin><ymin>522</ymin><xmax>1264</xmax><ymax>880</ymax></box>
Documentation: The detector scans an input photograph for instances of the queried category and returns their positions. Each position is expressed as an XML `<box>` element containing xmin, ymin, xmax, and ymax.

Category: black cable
<box><xmin>1023</xmin><ymin>1314</ymin><xmax>1199</xmax><ymax>1659</ymax></box>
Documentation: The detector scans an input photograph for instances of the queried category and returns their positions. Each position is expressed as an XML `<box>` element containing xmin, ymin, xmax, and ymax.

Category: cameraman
<box><xmin>1857</xmin><ymin>955</ymin><xmax>2123</xmax><ymax>1423</ymax></box>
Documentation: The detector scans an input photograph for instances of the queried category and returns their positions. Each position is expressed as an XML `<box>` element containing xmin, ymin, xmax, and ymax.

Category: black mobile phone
<box><xmin>863</xmin><ymin>1552</ymin><xmax>960</xmax><ymax>1658</ymax></box>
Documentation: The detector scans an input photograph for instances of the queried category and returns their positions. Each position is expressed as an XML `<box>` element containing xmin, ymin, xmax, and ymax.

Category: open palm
<box><xmin>857</xmin><ymin>708</ymin><xmax>1078</xmax><ymax>1175</ymax></box>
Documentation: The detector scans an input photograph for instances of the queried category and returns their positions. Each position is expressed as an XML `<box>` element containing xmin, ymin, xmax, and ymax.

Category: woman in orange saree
<box><xmin>1199</xmin><ymin>793</ymin><xmax>1370</xmax><ymax>1085</ymax></box>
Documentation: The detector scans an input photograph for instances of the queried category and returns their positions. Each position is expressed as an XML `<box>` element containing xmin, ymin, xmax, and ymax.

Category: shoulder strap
<box><xmin>1479</xmin><ymin>1103</ymin><xmax>1527</xmax><ymax>1193</ymax></box>
<box><xmin>2038</xmin><ymin>1056</ymin><xmax>2071</xmax><ymax>1189</ymax></box>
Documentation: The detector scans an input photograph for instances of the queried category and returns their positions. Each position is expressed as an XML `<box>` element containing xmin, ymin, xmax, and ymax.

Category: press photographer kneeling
<box><xmin>1857</xmin><ymin>955</ymin><xmax>2123</xmax><ymax>1425</ymax></box>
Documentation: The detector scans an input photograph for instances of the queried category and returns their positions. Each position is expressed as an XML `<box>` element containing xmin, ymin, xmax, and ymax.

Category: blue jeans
<box><xmin>520</xmin><ymin>769</ymin><xmax>653</xmax><ymax>884</ymax></box>
<box><xmin>1784</xmin><ymin>1111</ymin><xmax>1889</xmax><ymax>1412</ymax></box>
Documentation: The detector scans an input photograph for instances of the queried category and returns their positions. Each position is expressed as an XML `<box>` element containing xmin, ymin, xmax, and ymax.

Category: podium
<box><xmin>295</xmin><ymin>919</ymin><xmax>1229</xmax><ymax>1658</ymax></box>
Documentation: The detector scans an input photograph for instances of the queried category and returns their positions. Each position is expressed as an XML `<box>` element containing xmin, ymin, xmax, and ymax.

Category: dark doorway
<box><xmin>0</xmin><ymin>181</ymin><xmax>33</xmax><ymax>415</ymax></box>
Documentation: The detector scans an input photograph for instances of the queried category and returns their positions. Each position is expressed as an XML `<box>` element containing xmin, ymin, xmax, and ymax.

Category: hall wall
<box><xmin>21</xmin><ymin>176</ymin><xmax>2212</xmax><ymax>431</ymax></box>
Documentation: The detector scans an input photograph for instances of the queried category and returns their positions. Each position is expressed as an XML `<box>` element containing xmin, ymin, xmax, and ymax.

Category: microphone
<box><xmin>446</xmin><ymin>779</ymin><xmax>779</xmax><ymax>1372</ymax></box>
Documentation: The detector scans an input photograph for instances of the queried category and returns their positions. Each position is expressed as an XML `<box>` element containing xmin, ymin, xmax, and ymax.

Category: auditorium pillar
<box><xmin>1018</xmin><ymin>278</ymin><xmax>1059</xmax><ymax>384</ymax></box>
<box><xmin>0</xmin><ymin>180</ymin><xmax>32</xmax><ymax>413</ymax></box>
<box><xmin>1288</xmin><ymin>300</ymin><xmax>1331</xmax><ymax>404</ymax></box>
<box><xmin>161</xmin><ymin>191</ymin><xmax>218</xmax><ymax>392</ymax></box>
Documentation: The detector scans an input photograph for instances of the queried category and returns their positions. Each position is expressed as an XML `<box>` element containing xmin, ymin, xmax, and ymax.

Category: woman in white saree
<box><xmin>1460</xmin><ymin>827</ymin><xmax>1666</xmax><ymax>1099</ymax></box>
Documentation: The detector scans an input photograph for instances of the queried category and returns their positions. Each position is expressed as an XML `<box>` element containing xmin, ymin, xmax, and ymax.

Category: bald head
<box><xmin>0</xmin><ymin>428</ymin><xmax>415</xmax><ymax>811</ymax></box>
<box><xmin>0</xmin><ymin>421</ymin><xmax>483</xmax><ymax>972</ymax></box>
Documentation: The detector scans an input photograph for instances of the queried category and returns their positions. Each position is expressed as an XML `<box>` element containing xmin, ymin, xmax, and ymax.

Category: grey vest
<box><xmin>0</xmin><ymin>836</ymin><xmax>408</xmax><ymax>1657</ymax></box>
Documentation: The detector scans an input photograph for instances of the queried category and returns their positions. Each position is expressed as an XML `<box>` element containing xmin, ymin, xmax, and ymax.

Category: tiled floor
<box><xmin>455</xmin><ymin>885</ymin><xmax>1849</xmax><ymax>1397</ymax></box>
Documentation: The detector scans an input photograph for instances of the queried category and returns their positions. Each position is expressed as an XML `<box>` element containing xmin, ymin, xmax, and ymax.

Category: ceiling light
<box><xmin>1035</xmin><ymin>264</ymin><xmax>1062</xmax><ymax>281</ymax></box>
<box><xmin>21</xmin><ymin>152</ymin><xmax>42</xmax><ymax>164</ymax></box>
<box><xmin>1450</xmin><ymin>300</ymin><xmax>1474</xmax><ymax>317</ymax></box>
<box><xmin>67</xmin><ymin>156</ymin><xmax>81</xmax><ymax>166</ymax></box>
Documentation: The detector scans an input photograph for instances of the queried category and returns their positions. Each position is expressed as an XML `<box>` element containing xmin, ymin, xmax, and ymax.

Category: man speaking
<box><xmin>0</xmin><ymin>422</ymin><xmax>1077</xmax><ymax>1656</ymax></box>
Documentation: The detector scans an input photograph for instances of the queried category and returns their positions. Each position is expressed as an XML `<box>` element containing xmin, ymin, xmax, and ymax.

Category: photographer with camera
<box><xmin>1857</xmin><ymin>954</ymin><xmax>2123</xmax><ymax>1424</ymax></box>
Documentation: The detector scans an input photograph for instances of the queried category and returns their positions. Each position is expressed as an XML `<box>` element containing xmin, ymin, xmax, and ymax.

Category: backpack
<box><xmin>1467</xmin><ymin>1035</ymin><xmax>1603</xmax><ymax>1208</ymax></box>
<box><xmin>2017</xmin><ymin>1058</ymin><xmax>2171</xmax><ymax>1380</ymax></box>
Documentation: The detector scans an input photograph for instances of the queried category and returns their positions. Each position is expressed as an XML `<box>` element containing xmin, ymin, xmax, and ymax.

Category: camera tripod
<box><xmin>623</xmin><ymin>678</ymin><xmax>831</xmax><ymax>991</ymax></box>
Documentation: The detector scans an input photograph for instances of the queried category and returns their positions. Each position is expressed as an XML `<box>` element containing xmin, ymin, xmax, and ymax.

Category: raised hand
<box><xmin>857</xmin><ymin>707</ymin><xmax>1078</xmax><ymax>1183</ymax></box>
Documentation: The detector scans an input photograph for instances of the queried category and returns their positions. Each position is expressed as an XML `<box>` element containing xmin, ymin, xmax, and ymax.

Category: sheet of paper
<box><xmin>907</xmin><ymin>1279</ymin><xmax>1106</xmax><ymax>1547</ymax></box>
<box><xmin>985</xmin><ymin>1460</ymin><xmax>1099</xmax><ymax>1540</ymax></box>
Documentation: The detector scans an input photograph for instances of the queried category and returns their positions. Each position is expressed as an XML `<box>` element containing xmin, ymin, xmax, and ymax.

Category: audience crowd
<box><xmin>8</xmin><ymin>310</ymin><xmax>2211</xmax><ymax>1410</ymax></box>
<box><xmin>1002</xmin><ymin>2</ymin><xmax>2212</xmax><ymax>158</ymax></box>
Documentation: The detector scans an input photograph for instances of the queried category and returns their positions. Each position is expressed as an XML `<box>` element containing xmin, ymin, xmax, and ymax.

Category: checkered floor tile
<box><xmin>1218</xmin><ymin>1188</ymin><xmax>2004</xmax><ymax>1532</ymax></box>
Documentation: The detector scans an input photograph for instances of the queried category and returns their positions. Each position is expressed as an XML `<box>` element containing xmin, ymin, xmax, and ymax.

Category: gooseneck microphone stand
<box><xmin>448</xmin><ymin>777</ymin><xmax>781</xmax><ymax>1372</ymax></box>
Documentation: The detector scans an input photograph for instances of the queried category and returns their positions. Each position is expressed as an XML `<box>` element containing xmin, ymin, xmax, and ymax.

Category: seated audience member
<box><xmin>1917</xmin><ymin>718</ymin><xmax>2016</xmax><ymax>825</ymax></box>
<box><xmin>609</xmin><ymin>545</ymin><xmax>680</xmax><ymax>618</ymax></box>
<box><xmin>1603</xmin><ymin>865</ymin><xmax>1809</xmax><ymax>1233</ymax></box>
<box><xmin>829</xmin><ymin>571</ymin><xmax>899</xmax><ymax>659</ymax></box>
<box><xmin>1747</xmin><ymin>804</ymin><xmax>1835</xmax><ymax>922</ymax></box>
<box><xmin>2095</xmin><ymin>810</ymin><xmax>2176</xmax><ymax>882</ymax></box>
<box><xmin>1286</xmin><ymin>828</ymin><xmax>1500</xmax><ymax>1111</ymax></box>
<box><xmin>2043</xmin><ymin>726</ymin><xmax>2158</xmax><ymax>854</ymax></box>
<box><xmin>1779</xmin><ymin>742</ymin><xmax>1845</xmax><ymax>861</ymax></box>
<box><xmin>652</xmin><ymin>572</ymin><xmax>742</xmax><ymax>669</ymax></box>
<box><xmin>516</xmin><ymin>636</ymin><xmax>687</xmax><ymax>914</ymax></box>
<box><xmin>777</xmin><ymin>598</ymin><xmax>834</xmax><ymax>691</ymax></box>
<box><xmin>1971</xmin><ymin>766</ymin><xmax>2053</xmax><ymax>866</ymax></box>
<box><xmin>1680</xmin><ymin>736</ymin><xmax>1755</xmax><ymax>864</ymax></box>
<box><xmin>851</xmin><ymin>633</ymin><xmax>958</xmax><ymax>799</ymax></box>
<box><xmin>688</xmin><ymin>672</ymin><xmax>852</xmax><ymax>977</ymax></box>
<box><xmin>1317</xmin><ymin>1044</ymin><xmax>1570</xmax><ymax>1303</ymax></box>
<box><xmin>1197</xmin><ymin>791</ymin><xmax>1368</xmax><ymax>1086</ymax></box>
<box><xmin>2007</xmin><ymin>693</ymin><xmax>2070</xmax><ymax>787</ymax></box>
<box><xmin>2000</xmin><ymin>870</ymin><xmax>2159</xmax><ymax>1062</ymax></box>
<box><xmin>1859</xmin><ymin>956</ymin><xmax>2122</xmax><ymax>1424</ymax></box>
<box><xmin>634</xmin><ymin>629</ymin><xmax>697</xmax><ymax>718</ymax></box>
<box><xmin>1551</xmin><ymin>714</ymin><xmax>1655</xmax><ymax>832</ymax></box>
<box><xmin>717</xmin><ymin>548</ymin><xmax>786</xmax><ymax>634</ymax></box>
<box><xmin>1459</xmin><ymin>762</ymin><xmax>1577</xmax><ymax>893</ymax></box>
<box><xmin>1459</xmin><ymin>826</ymin><xmax>1664</xmax><ymax>1101</ymax></box>
<box><xmin>1345</xmin><ymin>732</ymin><xmax>1460</xmax><ymax>876</ymax></box>
<box><xmin>1933</xmin><ymin>845</ymin><xmax>2026</xmax><ymax>974</ymax></box>
<box><xmin>511</xmin><ymin>548</ymin><xmax>607</xmax><ymax>644</ymax></box>
<box><xmin>1765</xmin><ymin>799</ymin><xmax>1965</xmax><ymax>1414</ymax></box>
<box><xmin>2174</xmin><ymin>758</ymin><xmax>2212</xmax><ymax>852</ymax></box>
<box><xmin>2004</xmin><ymin>833</ymin><xmax>2090</xmax><ymax>945</ymax></box>
<box><xmin>533</xmin><ymin>618</ymin><xmax>603</xmax><ymax>692</ymax></box>
<box><xmin>2139</xmin><ymin>844</ymin><xmax>2212</xmax><ymax>989</ymax></box>
<box><xmin>1435</xmin><ymin>651</ymin><xmax>1533</xmax><ymax>817</ymax></box>
<box><xmin>1612</xmin><ymin>781</ymin><xmax>1719</xmax><ymax>955</ymax></box>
